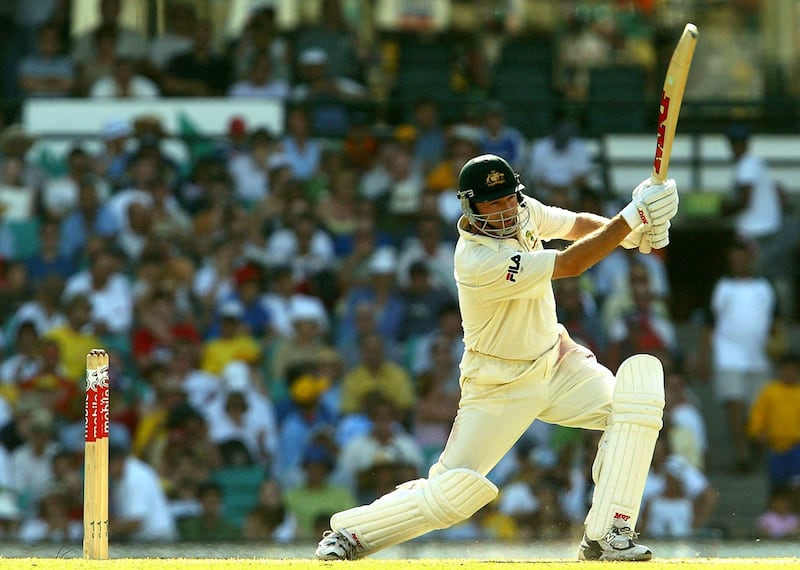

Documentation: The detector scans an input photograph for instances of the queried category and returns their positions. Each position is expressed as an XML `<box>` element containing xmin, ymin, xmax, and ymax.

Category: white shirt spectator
<box><xmin>113</xmin><ymin>455</ymin><xmax>177</xmax><ymax>541</ymax></box>
<box><xmin>266</xmin><ymin>228</ymin><xmax>335</xmax><ymax>284</ymax></box>
<box><xmin>12</xmin><ymin>441</ymin><xmax>59</xmax><ymax>511</ymax></box>
<box><xmin>90</xmin><ymin>75</ymin><xmax>160</xmax><ymax>98</ymax></box>
<box><xmin>711</xmin><ymin>276</ymin><xmax>775</xmax><ymax>373</ymax></box>
<box><xmin>733</xmin><ymin>152</ymin><xmax>782</xmax><ymax>239</ymax></box>
<box><xmin>334</xmin><ymin>430</ymin><xmax>424</xmax><ymax>493</ymax></box>
<box><xmin>203</xmin><ymin>362</ymin><xmax>278</xmax><ymax>464</ymax></box>
<box><xmin>261</xmin><ymin>293</ymin><xmax>328</xmax><ymax>338</ymax></box>
<box><xmin>10</xmin><ymin>302</ymin><xmax>66</xmax><ymax>337</ymax></box>
<box><xmin>64</xmin><ymin>271</ymin><xmax>134</xmax><ymax>334</ymax></box>
<box><xmin>0</xmin><ymin>353</ymin><xmax>41</xmax><ymax>386</ymax></box>
<box><xmin>527</xmin><ymin>132</ymin><xmax>592</xmax><ymax>190</ymax></box>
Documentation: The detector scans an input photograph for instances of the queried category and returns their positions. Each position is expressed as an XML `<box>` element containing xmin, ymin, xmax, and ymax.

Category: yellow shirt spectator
<box><xmin>340</xmin><ymin>333</ymin><xmax>415</xmax><ymax>415</ymax></box>
<box><xmin>46</xmin><ymin>325</ymin><xmax>103</xmax><ymax>382</ymax></box>
<box><xmin>748</xmin><ymin>356</ymin><xmax>800</xmax><ymax>452</ymax></box>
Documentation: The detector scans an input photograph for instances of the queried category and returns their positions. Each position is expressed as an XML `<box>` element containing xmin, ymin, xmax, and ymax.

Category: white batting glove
<box><xmin>621</xmin><ymin>225</ymin><xmax>646</xmax><ymax>249</ymax></box>
<box><xmin>620</xmin><ymin>178</ymin><xmax>679</xmax><ymax>230</ymax></box>
<box><xmin>648</xmin><ymin>220</ymin><xmax>671</xmax><ymax>249</ymax></box>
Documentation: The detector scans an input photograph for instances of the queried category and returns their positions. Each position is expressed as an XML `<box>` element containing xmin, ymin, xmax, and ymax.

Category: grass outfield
<box><xmin>1</xmin><ymin>559</ymin><xmax>799</xmax><ymax>569</ymax></box>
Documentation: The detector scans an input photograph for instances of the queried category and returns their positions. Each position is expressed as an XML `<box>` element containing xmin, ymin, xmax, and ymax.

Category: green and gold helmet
<box><xmin>456</xmin><ymin>154</ymin><xmax>528</xmax><ymax>237</ymax></box>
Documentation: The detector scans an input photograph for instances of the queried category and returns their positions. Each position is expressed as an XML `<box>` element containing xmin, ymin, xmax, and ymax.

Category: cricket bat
<box><xmin>651</xmin><ymin>22</ymin><xmax>699</xmax><ymax>184</ymax></box>
<box><xmin>642</xmin><ymin>23</ymin><xmax>698</xmax><ymax>252</ymax></box>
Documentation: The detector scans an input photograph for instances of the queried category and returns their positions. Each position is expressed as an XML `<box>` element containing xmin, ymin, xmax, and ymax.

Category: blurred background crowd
<box><xmin>0</xmin><ymin>0</ymin><xmax>797</xmax><ymax>547</ymax></box>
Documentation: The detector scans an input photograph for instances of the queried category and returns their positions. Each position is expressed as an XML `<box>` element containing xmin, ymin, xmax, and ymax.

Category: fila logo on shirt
<box><xmin>506</xmin><ymin>254</ymin><xmax>521</xmax><ymax>281</ymax></box>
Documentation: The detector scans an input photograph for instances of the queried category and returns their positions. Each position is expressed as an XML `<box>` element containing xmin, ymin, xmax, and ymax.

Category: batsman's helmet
<box><xmin>456</xmin><ymin>154</ymin><xmax>529</xmax><ymax>237</ymax></box>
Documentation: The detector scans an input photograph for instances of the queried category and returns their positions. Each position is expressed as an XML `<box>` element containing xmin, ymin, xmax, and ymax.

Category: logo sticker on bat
<box><xmin>653</xmin><ymin>90</ymin><xmax>671</xmax><ymax>175</ymax></box>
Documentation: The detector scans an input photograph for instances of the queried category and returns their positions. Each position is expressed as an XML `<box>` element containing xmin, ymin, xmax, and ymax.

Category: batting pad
<box><xmin>585</xmin><ymin>354</ymin><xmax>664</xmax><ymax>540</ymax></box>
<box><xmin>330</xmin><ymin>468</ymin><xmax>498</xmax><ymax>556</ymax></box>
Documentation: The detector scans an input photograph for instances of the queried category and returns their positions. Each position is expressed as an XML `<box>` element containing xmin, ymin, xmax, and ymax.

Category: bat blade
<box><xmin>651</xmin><ymin>23</ymin><xmax>699</xmax><ymax>184</ymax></box>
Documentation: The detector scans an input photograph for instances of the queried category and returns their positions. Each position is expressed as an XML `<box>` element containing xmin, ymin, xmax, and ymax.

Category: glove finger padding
<box><xmin>648</xmin><ymin>221</ymin><xmax>671</xmax><ymax>249</ymax></box>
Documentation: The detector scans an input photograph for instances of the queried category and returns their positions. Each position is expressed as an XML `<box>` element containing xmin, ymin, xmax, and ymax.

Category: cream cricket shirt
<box><xmin>454</xmin><ymin>194</ymin><xmax>577</xmax><ymax>361</ymax></box>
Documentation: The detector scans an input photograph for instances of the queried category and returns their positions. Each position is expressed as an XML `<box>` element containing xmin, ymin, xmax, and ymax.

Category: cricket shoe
<box><xmin>578</xmin><ymin>526</ymin><xmax>653</xmax><ymax>561</ymax></box>
<box><xmin>315</xmin><ymin>529</ymin><xmax>360</xmax><ymax>560</ymax></box>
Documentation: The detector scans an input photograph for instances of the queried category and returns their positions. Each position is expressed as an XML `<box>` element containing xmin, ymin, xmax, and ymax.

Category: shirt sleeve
<box><xmin>463</xmin><ymin>245</ymin><xmax>558</xmax><ymax>304</ymax></box>
<box><xmin>527</xmin><ymin>199</ymin><xmax>577</xmax><ymax>241</ymax></box>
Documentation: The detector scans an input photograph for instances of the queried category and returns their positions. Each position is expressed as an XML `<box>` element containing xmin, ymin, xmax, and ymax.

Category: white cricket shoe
<box><xmin>315</xmin><ymin>529</ymin><xmax>359</xmax><ymax>560</ymax></box>
<box><xmin>578</xmin><ymin>526</ymin><xmax>653</xmax><ymax>561</ymax></box>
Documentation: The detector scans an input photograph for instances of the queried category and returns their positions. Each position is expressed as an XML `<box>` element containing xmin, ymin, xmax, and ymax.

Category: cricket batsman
<box><xmin>316</xmin><ymin>154</ymin><xmax>678</xmax><ymax>561</ymax></box>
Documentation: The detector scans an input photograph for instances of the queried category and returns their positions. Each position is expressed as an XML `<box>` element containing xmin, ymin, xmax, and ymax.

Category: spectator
<box><xmin>63</xmin><ymin>246</ymin><xmax>133</xmax><ymax>337</ymax></box>
<box><xmin>208</xmin><ymin>263</ymin><xmax>272</xmax><ymax>339</ymax></box>
<box><xmin>641</xmin><ymin>437</ymin><xmax>718</xmax><ymax>538</ymax></box>
<box><xmin>284</xmin><ymin>443</ymin><xmax>356</xmax><ymax>539</ymax></box>
<box><xmin>44</xmin><ymin>293</ymin><xmax>102</xmax><ymax>382</ymax></box>
<box><xmin>131</xmin><ymin>289</ymin><xmax>200</xmax><ymax>371</ymax></box>
<box><xmin>313</xmin><ymin>168</ymin><xmax>360</xmax><ymax>256</ymax></box>
<box><xmin>275</xmin><ymin>360</ymin><xmax>337</xmax><ymax>488</ymax></box>
<box><xmin>89</xmin><ymin>56</ymin><xmax>160</xmax><ymax>98</ymax></box>
<box><xmin>162</xmin><ymin>17</ymin><xmax>230</xmax><ymax>97</ymax></box>
<box><xmin>109</xmin><ymin>443</ymin><xmax>178</xmax><ymax>542</ymax></box>
<box><xmin>553</xmin><ymin>277</ymin><xmax>606</xmax><ymax>358</ymax></box>
<box><xmin>605</xmin><ymin>272</ymin><xmax>678</xmax><ymax>372</ymax></box>
<box><xmin>397</xmin><ymin>261</ymin><xmax>452</xmax><ymax>346</ymax></box>
<box><xmin>267</xmin><ymin>297</ymin><xmax>329</xmax><ymax>401</ymax></box>
<box><xmin>199</xmin><ymin>302</ymin><xmax>261</xmax><ymax>374</ymax></box>
<box><xmin>17</xmin><ymin>485</ymin><xmax>81</xmax><ymax>543</ymax></box>
<box><xmin>396</xmin><ymin>214</ymin><xmax>457</xmax><ymax>300</ymax></box>
<box><xmin>338</xmin><ymin>333</ymin><xmax>415</xmax><ymax>419</ymax></box>
<box><xmin>747</xmin><ymin>352</ymin><xmax>800</xmax><ymax>492</ymax></box>
<box><xmin>664</xmin><ymin>370</ymin><xmax>708</xmax><ymax>471</ymax></box>
<box><xmin>479</xmin><ymin>100</ymin><xmax>526</xmax><ymax>170</ymax></box>
<box><xmin>41</xmin><ymin>147</ymin><xmax>100</xmax><ymax>220</ymax></box>
<box><xmin>228</xmin><ymin>6</ymin><xmax>290</xmax><ymax>84</ymax></box>
<box><xmin>0</xmin><ymin>320</ymin><xmax>42</xmax><ymax>387</ymax></box>
<box><xmin>9</xmin><ymin>275</ymin><xmax>66</xmax><ymax>339</ymax></box>
<box><xmin>94</xmin><ymin>116</ymin><xmax>133</xmax><ymax>190</ymax></box>
<box><xmin>278</xmin><ymin>106</ymin><xmax>322</xmax><ymax>181</ymax></box>
<box><xmin>722</xmin><ymin>123</ymin><xmax>800</xmax><ymax>318</ymax></box>
<box><xmin>335</xmin><ymin>247</ymin><xmax>407</xmax><ymax>352</ymax></box>
<box><xmin>413</xmin><ymin>334</ymin><xmax>460</xmax><ymax>467</ymax></box>
<box><xmin>11</xmin><ymin>407</ymin><xmax>59</xmax><ymax>518</ymax></box>
<box><xmin>0</xmin><ymin>262</ymin><xmax>31</xmax><ymax>326</ymax></box>
<box><xmin>19</xmin><ymin>340</ymin><xmax>82</xmax><ymax>424</ymax></box>
<box><xmin>290</xmin><ymin>48</ymin><xmax>366</xmax><ymax>102</ymax></box>
<box><xmin>526</xmin><ymin>119</ymin><xmax>593</xmax><ymax>203</ymax></box>
<box><xmin>0</xmin><ymin>156</ymin><xmax>36</xmax><ymax>222</ymax></box>
<box><xmin>17</xmin><ymin>22</ymin><xmax>75</xmax><ymax>98</ymax></box>
<box><xmin>203</xmin><ymin>361</ymin><xmax>278</xmax><ymax>468</ymax></box>
<box><xmin>700</xmin><ymin>238</ymin><xmax>777</xmax><ymax>472</ymax></box>
<box><xmin>59</xmin><ymin>176</ymin><xmax>119</xmax><ymax>265</ymax></box>
<box><xmin>242</xmin><ymin>479</ymin><xmax>296</xmax><ymax>542</ymax></box>
<box><xmin>72</xmin><ymin>0</ymin><xmax>147</xmax><ymax>67</ymax></box>
<box><xmin>410</xmin><ymin>98</ymin><xmax>446</xmax><ymax>176</ymax></box>
<box><xmin>25</xmin><ymin>219</ymin><xmax>74</xmax><ymax>285</ymax></box>
<box><xmin>177</xmin><ymin>481</ymin><xmax>241</xmax><ymax>541</ymax></box>
<box><xmin>292</xmin><ymin>0</ymin><xmax>362</xmax><ymax>81</ymax></box>
<box><xmin>227</xmin><ymin>128</ymin><xmax>278</xmax><ymax>206</ymax></box>
<box><xmin>265</xmin><ymin>200</ymin><xmax>336</xmax><ymax>296</ymax></box>
<box><xmin>148</xmin><ymin>1</ymin><xmax>196</xmax><ymax>70</ymax></box>
<box><xmin>74</xmin><ymin>24</ymin><xmax>121</xmax><ymax>97</ymax></box>
<box><xmin>227</xmin><ymin>52</ymin><xmax>288</xmax><ymax>99</ymax></box>
<box><xmin>756</xmin><ymin>488</ymin><xmax>800</xmax><ymax>539</ymax></box>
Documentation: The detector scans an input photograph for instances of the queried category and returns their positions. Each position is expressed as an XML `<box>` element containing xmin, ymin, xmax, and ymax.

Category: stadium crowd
<box><xmin>0</xmin><ymin>0</ymin><xmax>796</xmax><ymax>545</ymax></box>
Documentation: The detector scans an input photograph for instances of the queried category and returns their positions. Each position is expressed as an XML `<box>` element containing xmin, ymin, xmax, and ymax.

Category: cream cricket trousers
<box><xmin>429</xmin><ymin>326</ymin><xmax>614</xmax><ymax>478</ymax></box>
